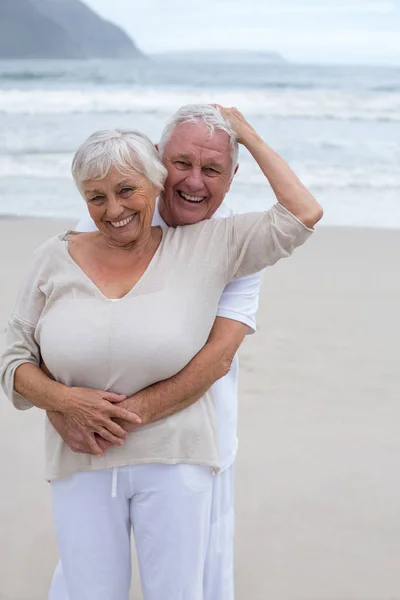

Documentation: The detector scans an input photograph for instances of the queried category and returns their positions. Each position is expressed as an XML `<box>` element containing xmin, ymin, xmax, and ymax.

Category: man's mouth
<box><xmin>177</xmin><ymin>191</ymin><xmax>206</xmax><ymax>203</ymax></box>
<box><xmin>108</xmin><ymin>213</ymin><xmax>137</xmax><ymax>228</ymax></box>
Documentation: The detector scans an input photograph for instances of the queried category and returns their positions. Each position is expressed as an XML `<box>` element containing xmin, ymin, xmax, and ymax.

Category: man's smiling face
<box><xmin>158</xmin><ymin>122</ymin><xmax>237</xmax><ymax>227</ymax></box>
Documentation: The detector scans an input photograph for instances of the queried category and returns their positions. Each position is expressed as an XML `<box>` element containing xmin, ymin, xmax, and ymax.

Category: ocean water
<box><xmin>0</xmin><ymin>58</ymin><xmax>399</xmax><ymax>228</ymax></box>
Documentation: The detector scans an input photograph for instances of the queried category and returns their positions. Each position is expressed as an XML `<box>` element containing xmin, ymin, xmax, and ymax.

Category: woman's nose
<box><xmin>106</xmin><ymin>196</ymin><xmax>124</xmax><ymax>218</ymax></box>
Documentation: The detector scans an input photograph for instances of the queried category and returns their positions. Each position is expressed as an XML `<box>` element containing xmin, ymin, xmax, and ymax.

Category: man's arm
<box><xmin>52</xmin><ymin>316</ymin><xmax>248</xmax><ymax>454</ymax></box>
<box><xmin>75</xmin><ymin>216</ymin><xmax>98</xmax><ymax>232</ymax></box>
<box><xmin>118</xmin><ymin>271</ymin><xmax>264</xmax><ymax>431</ymax></box>
<box><xmin>215</xmin><ymin>105</ymin><xmax>323</xmax><ymax>229</ymax></box>
<box><xmin>119</xmin><ymin>316</ymin><xmax>248</xmax><ymax>426</ymax></box>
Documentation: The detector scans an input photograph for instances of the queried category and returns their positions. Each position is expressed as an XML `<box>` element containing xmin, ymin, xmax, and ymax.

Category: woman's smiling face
<box><xmin>83</xmin><ymin>166</ymin><xmax>159</xmax><ymax>247</ymax></box>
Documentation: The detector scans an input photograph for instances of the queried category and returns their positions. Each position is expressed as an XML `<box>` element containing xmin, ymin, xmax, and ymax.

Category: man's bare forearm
<box><xmin>242</xmin><ymin>130</ymin><xmax>322</xmax><ymax>228</ymax></box>
<box><xmin>121</xmin><ymin>317</ymin><xmax>248</xmax><ymax>427</ymax></box>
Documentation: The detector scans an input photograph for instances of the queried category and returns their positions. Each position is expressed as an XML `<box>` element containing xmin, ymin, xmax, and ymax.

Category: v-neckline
<box><xmin>61</xmin><ymin>227</ymin><xmax>165</xmax><ymax>301</ymax></box>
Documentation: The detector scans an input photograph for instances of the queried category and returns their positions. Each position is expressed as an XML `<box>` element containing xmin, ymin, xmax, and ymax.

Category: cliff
<box><xmin>0</xmin><ymin>0</ymin><xmax>142</xmax><ymax>59</ymax></box>
<box><xmin>0</xmin><ymin>0</ymin><xmax>82</xmax><ymax>59</ymax></box>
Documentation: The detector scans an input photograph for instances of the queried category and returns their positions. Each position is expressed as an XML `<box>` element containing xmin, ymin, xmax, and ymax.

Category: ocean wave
<box><xmin>1</xmin><ymin>61</ymin><xmax>399</xmax><ymax>94</ymax></box>
<box><xmin>2</xmin><ymin>152</ymin><xmax>400</xmax><ymax>192</ymax></box>
<box><xmin>0</xmin><ymin>153</ymin><xmax>72</xmax><ymax>178</ymax></box>
<box><xmin>1</xmin><ymin>87</ymin><xmax>400</xmax><ymax>122</ymax></box>
<box><xmin>0</xmin><ymin>71</ymin><xmax>66</xmax><ymax>82</ymax></box>
<box><xmin>236</xmin><ymin>160</ymin><xmax>400</xmax><ymax>190</ymax></box>
<box><xmin>0</xmin><ymin>72</ymin><xmax>318</xmax><ymax>90</ymax></box>
<box><xmin>371</xmin><ymin>85</ymin><xmax>400</xmax><ymax>93</ymax></box>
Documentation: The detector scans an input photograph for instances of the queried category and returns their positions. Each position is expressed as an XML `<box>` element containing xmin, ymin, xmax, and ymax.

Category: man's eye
<box><xmin>90</xmin><ymin>196</ymin><xmax>105</xmax><ymax>203</ymax></box>
<box><xmin>175</xmin><ymin>161</ymin><xmax>190</xmax><ymax>167</ymax></box>
<box><xmin>204</xmin><ymin>167</ymin><xmax>219</xmax><ymax>174</ymax></box>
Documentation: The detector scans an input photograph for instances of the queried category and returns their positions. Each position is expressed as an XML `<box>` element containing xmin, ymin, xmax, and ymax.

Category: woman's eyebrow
<box><xmin>84</xmin><ymin>188</ymin><xmax>104</xmax><ymax>196</ymax></box>
<box><xmin>116</xmin><ymin>180</ymin><xmax>136</xmax><ymax>188</ymax></box>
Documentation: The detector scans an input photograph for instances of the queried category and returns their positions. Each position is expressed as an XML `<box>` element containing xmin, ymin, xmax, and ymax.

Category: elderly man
<box><xmin>45</xmin><ymin>104</ymin><xmax>321</xmax><ymax>600</ymax></box>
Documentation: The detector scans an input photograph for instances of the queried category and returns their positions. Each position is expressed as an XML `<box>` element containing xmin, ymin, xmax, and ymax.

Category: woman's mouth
<box><xmin>108</xmin><ymin>214</ymin><xmax>137</xmax><ymax>228</ymax></box>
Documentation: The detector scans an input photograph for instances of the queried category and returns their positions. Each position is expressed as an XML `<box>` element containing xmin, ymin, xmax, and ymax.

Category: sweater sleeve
<box><xmin>227</xmin><ymin>203</ymin><xmax>314</xmax><ymax>280</ymax></box>
<box><xmin>0</xmin><ymin>240</ymin><xmax>53</xmax><ymax>410</ymax></box>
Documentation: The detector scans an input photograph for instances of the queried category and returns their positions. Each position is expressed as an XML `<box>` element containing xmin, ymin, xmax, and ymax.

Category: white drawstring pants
<box><xmin>49</xmin><ymin>463</ymin><xmax>213</xmax><ymax>600</ymax></box>
<box><xmin>49</xmin><ymin>464</ymin><xmax>235</xmax><ymax>600</ymax></box>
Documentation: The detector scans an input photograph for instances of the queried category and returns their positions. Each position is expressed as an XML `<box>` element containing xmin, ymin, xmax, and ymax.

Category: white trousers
<box><xmin>49</xmin><ymin>464</ymin><xmax>235</xmax><ymax>600</ymax></box>
<box><xmin>204</xmin><ymin>465</ymin><xmax>235</xmax><ymax>600</ymax></box>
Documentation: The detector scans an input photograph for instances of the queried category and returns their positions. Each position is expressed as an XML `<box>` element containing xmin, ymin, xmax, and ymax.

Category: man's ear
<box><xmin>155</xmin><ymin>143</ymin><xmax>159</xmax><ymax>151</ymax></box>
<box><xmin>226</xmin><ymin>163</ymin><xmax>239</xmax><ymax>194</ymax></box>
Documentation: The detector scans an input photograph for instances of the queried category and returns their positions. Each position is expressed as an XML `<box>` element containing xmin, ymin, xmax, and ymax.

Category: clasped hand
<box><xmin>48</xmin><ymin>387</ymin><xmax>142</xmax><ymax>456</ymax></box>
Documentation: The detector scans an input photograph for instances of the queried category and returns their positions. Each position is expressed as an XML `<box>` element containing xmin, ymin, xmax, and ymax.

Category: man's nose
<box><xmin>185</xmin><ymin>168</ymin><xmax>206</xmax><ymax>191</ymax></box>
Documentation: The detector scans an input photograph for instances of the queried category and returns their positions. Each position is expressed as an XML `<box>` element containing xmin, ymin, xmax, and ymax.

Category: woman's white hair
<box><xmin>158</xmin><ymin>104</ymin><xmax>239</xmax><ymax>176</ymax></box>
<box><xmin>72</xmin><ymin>129</ymin><xmax>168</xmax><ymax>192</ymax></box>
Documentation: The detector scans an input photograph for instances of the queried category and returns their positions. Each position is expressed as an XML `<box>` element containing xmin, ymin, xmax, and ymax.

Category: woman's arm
<box><xmin>214</xmin><ymin>105</ymin><xmax>323</xmax><ymax>228</ymax></box>
<box><xmin>0</xmin><ymin>239</ymin><xmax>142</xmax><ymax>456</ymax></box>
<box><xmin>12</xmin><ymin>362</ymin><xmax>141</xmax><ymax>455</ymax></box>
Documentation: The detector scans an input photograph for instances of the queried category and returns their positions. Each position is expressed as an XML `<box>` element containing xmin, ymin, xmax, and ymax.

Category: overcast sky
<box><xmin>85</xmin><ymin>0</ymin><xmax>400</xmax><ymax>65</ymax></box>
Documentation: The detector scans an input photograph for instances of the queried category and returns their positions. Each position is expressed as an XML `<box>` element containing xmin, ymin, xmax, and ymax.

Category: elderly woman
<box><xmin>1</xmin><ymin>111</ymin><xmax>321</xmax><ymax>600</ymax></box>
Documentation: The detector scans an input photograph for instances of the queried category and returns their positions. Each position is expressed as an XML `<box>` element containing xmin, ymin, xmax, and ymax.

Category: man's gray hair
<box><xmin>72</xmin><ymin>129</ymin><xmax>168</xmax><ymax>192</ymax></box>
<box><xmin>158</xmin><ymin>104</ymin><xmax>239</xmax><ymax>176</ymax></box>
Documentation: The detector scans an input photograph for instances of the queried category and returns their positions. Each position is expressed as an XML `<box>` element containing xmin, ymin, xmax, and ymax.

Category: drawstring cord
<box><xmin>111</xmin><ymin>467</ymin><xmax>118</xmax><ymax>498</ymax></box>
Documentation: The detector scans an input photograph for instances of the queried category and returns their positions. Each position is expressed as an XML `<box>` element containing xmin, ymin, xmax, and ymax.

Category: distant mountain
<box><xmin>152</xmin><ymin>50</ymin><xmax>288</xmax><ymax>64</ymax></box>
<box><xmin>0</xmin><ymin>0</ymin><xmax>143</xmax><ymax>59</ymax></box>
<box><xmin>0</xmin><ymin>0</ymin><xmax>82</xmax><ymax>59</ymax></box>
<box><xmin>31</xmin><ymin>0</ymin><xmax>142</xmax><ymax>59</ymax></box>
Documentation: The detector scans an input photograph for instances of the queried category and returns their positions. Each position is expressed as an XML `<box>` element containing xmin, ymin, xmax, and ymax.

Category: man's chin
<box><xmin>172</xmin><ymin>199</ymin><xmax>210</xmax><ymax>225</ymax></box>
<box><xmin>175</xmin><ymin>206</ymin><xmax>209</xmax><ymax>226</ymax></box>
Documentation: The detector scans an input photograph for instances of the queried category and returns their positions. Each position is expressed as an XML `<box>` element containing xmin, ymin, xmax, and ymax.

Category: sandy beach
<box><xmin>1</xmin><ymin>218</ymin><xmax>399</xmax><ymax>600</ymax></box>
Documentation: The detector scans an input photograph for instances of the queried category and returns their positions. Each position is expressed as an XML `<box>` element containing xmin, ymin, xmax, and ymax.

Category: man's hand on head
<box><xmin>212</xmin><ymin>105</ymin><xmax>259</xmax><ymax>146</ymax></box>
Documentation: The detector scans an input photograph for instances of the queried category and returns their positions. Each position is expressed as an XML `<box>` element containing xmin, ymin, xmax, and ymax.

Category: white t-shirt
<box><xmin>76</xmin><ymin>201</ymin><xmax>264</xmax><ymax>471</ymax></box>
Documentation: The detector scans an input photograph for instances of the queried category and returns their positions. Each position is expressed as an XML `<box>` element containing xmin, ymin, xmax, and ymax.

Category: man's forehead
<box><xmin>166</xmin><ymin>122</ymin><xmax>231</xmax><ymax>156</ymax></box>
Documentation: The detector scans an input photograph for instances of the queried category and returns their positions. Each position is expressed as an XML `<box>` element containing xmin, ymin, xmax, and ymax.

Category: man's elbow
<box><xmin>302</xmin><ymin>201</ymin><xmax>324</xmax><ymax>229</ymax></box>
<box><xmin>217</xmin><ymin>353</ymin><xmax>235</xmax><ymax>380</ymax></box>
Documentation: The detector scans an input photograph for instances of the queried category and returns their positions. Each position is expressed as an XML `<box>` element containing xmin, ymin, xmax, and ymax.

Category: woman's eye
<box><xmin>91</xmin><ymin>196</ymin><xmax>105</xmax><ymax>203</ymax></box>
<box><xmin>120</xmin><ymin>188</ymin><xmax>133</xmax><ymax>194</ymax></box>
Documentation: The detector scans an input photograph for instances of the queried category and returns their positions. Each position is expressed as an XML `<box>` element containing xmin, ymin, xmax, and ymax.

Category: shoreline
<box><xmin>2</xmin><ymin>213</ymin><xmax>400</xmax><ymax>233</ymax></box>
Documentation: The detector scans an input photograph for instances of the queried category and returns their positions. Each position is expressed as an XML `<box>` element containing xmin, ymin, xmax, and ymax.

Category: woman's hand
<box><xmin>62</xmin><ymin>387</ymin><xmax>142</xmax><ymax>455</ymax></box>
<box><xmin>48</xmin><ymin>411</ymin><xmax>102</xmax><ymax>455</ymax></box>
